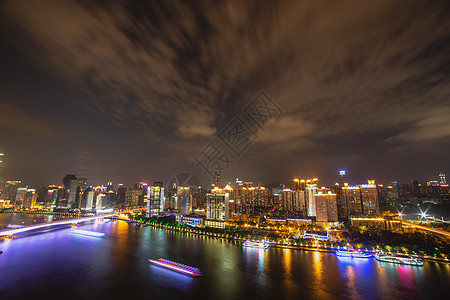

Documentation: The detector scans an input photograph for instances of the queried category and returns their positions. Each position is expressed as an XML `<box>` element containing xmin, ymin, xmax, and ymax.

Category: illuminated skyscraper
<box><xmin>439</xmin><ymin>172</ymin><xmax>447</xmax><ymax>186</ymax></box>
<box><xmin>4</xmin><ymin>181</ymin><xmax>21</xmax><ymax>204</ymax></box>
<box><xmin>281</xmin><ymin>188</ymin><xmax>294</xmax><ymax>212</ymax></box>
<box><xmin>360</xmin><ymin>180</ymin><xmax>379</xmax><ymax>216</ymax></box>
<box><xmin>131</xmin><ymin>189</ymin><xmax>144</xmax><ymax>207</ymax></box>
<box><xmin>147</xmin><ymin>182</ymin><xmax>164</xmax><ymax>217</ymax></box>
<box><xmin>23</xmin><ymin>189</ymin><xmax>37</xmax><ymax>208</ymax></box>
<box><xmin>62</xmin><ymin>174</ymin><xmax>78</xmax><ymax>209</ymax></box>
<box><xmin>177</xmin><ymin>186</ymin><xmax>192</xmax><ymax>215</ymax></box>
<box><xmin>15</xmin><ymin>187</ymin><xmax>27</xmax><ymax>206</ymax></box>
<box><xmin>294</xmin><ymin>190</ymin><xmax>306</xmax><ymax>215</ymax></box>
<box><xmin>206</xmin><ymin>186</ymin><xmax>230</xmax><ymax>223</ymax></box>
<box><xmin>341</xmin><ymin>184</ymin><xmax>362</xmax><ymax>216</ymax></box>
<box><xmin>306</xmin><ymin>178</ymin><xmax>319</xmax><ymax>216</ymax></box>
<box><xmin>339</xmin><ymin>170</ymin><xmax>346</xmax><ymax>185</ymax></box>
<box><xmin>315</xmin><ymin>191</ymin><xmax>338</xmax><ymax>222</ymax></box>
<box><xmin>95</xmin><ymin>193</ymin><xmax>106</xmax><ymax>210</ymax></box>
<box><xmin>86</xmin><ymin>189</ymin><xmax>94</xmax><ymax>209</ymax></box>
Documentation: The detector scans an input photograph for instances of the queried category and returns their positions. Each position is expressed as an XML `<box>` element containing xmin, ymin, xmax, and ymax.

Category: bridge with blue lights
<box><xmin>0</xmin><ymin>209</ymin><xmax>143</xmax><ymax>238</ymax></box>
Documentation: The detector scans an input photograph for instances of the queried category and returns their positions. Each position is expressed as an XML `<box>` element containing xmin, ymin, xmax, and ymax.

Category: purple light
<box><xmin>0</xmin><ymin>215</ymin><xmax>114</xmax><ymax>237</ymax></box>
<box><xmin>148</xmin><ymin>259</ymin><xmax>202</xmax><ymax>276</ymax></box>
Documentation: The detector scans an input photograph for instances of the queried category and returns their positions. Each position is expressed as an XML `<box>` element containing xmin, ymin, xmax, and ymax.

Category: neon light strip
<box><xmin>0</xmin><ymin>215</ymin><xmax>114</xmax><ymax>237</ymax></box>
<box><xmin>149</xmin><ymin>259</ymin><xmax>200</xmax><ymax>276</ymax></box>
<box><xmin>69</xmin><ymin>229</ymin><xmax>105</xmax><ymax>237</ymax></box>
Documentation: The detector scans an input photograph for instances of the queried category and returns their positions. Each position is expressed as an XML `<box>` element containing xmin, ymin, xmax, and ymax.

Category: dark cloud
<box><xmin>0</xmin><ymin>0</ymin><xmax>449</xmax><ymax>185</ymax></box>
<box><xmin>0</xmin><ymin>99</ymin><xmax>63</xmax><ymax>140</ymax></box>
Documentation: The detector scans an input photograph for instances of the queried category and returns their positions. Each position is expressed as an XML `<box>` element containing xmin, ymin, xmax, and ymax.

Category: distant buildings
<box><xmin>1</xmin><ymin>170</ymin><xmax>447</xmax><ymax>228</ymax></box>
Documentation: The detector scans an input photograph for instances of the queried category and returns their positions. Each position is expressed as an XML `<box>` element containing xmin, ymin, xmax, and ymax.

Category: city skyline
<box><xmin>1</xmin><ymin>1</ymin><xmax>450</xmax><ymax>188</ymax></box>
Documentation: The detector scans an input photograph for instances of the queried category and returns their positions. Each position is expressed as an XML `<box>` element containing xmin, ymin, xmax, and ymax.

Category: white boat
<box><xmin>375</xmin><ymin>253</ymin><xmax>423</xmax><ymax>266</ymax></box>
<box><xmin>243</xmin><ymin>240</ymin><xmax>269</xmax><ymax>249</ymax></box>
<box><xmin>335</xmin><ymin>249</ymin><xmax>372</xmax><ymax>258</ymax></box>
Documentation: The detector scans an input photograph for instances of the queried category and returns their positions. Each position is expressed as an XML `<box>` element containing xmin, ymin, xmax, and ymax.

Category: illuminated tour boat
<box><xmin>243</xmin><ymin>240</ymin><xmax>269</xmax><ymax>250</ymax></box>
<box><xmin>69</xmin><ymin>229</ymin><xmax>105</xmax><ymax>237</ymax></box>
<box><xmin>375</xmin><ymin>253</ymin><xmax>423</xmax><ymax>266</ymax></box>
<box><xmin>148</xmin><ymin>258</ymin><xmax>202</xmax><ymax>277</ymax></box>
<box><xmin>335</xmin><ymin>248</ymin><xmax>372</xmax><ymax>258</ymax></box>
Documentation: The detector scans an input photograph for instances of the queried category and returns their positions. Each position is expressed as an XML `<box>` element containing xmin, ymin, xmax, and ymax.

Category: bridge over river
<box><xmin>0</xmin><ymin>209</ymin><xmax>142</xmax><ymax>238</ymax></box>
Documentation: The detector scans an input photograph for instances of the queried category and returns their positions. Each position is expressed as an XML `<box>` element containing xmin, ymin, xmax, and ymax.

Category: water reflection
<box><xmin>1</xmin><ymin>215</ymin><xmax>450</xmax><ymax>300</ymax></box>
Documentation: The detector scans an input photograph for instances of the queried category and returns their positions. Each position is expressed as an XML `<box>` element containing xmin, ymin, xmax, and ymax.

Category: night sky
<box><xmin>0</xmin><ymin>0</ymin><xmax>449</xmax><ymax>187</ymax></box>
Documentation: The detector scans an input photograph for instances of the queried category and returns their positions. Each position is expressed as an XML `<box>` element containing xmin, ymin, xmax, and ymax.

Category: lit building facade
<box><xmin>147</xmin><ymin>182</ymin><xmax>164</xmax><ymax>217</ymax></box>
<box><xmin>177</xmin><ymin>186</ymin><xmax>192</xmax><ymax>215</ymax></box>
<box><xmin>315</xmin><ymin>191</ymin><xmax>338</xmax><ymax>222</ymax></box>
<box><xmin>206</xmin><ymin>186</ymin><xmax>229</xmax><ymax>226</ymax></box>
<box><xmin>360</xmin><ymin>180</ymin><xmax>380</xmax><ymax>216</ymax></box>
<box><xmin>341</xmin><ymin>184</ymin><xmax>362</xmax><ymax>217</ymax></box>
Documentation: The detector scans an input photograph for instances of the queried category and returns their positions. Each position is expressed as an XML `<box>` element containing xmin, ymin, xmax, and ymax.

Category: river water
<box><xmin>0</xmin><ymin>213</ymin><xmax>449</xmax><ymax>299</ymax></box>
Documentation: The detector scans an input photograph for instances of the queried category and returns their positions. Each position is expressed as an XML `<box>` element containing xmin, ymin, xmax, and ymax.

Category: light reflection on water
<box><xmin>0</xmin><ymin>214</ymin><xmax>449</xmax><ymax>299</ymax></box>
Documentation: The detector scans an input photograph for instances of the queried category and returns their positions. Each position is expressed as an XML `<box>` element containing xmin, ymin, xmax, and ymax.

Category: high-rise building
<box><xmin>280</xmin><ymin>188</ymin><xmax>294</xmax><ymax>212</ymax></box>
<box><xmin>360</xmin><ymin>180</ymin><xmax>380</xmax><ymax>216</ymax></box>
<box><xmin>235</xmin><ymin>180</ymin><xmax>268</xmax><ymax>216</ymax></box>
<box><xmin>95</xmin><ymin>193</ymin><xmax>106</xmax><ymax>210</ymax></box>
<box><xmin>23</xmin><ymin>189</ymin><xmax>37</xmax><ymax>208</ymax></box>
<box><xmin>15</xmin><ymin>187</ymin><xmax>27</xmax><ymax>206</ymax></box>
<box><xmin>147</xmin><ymin>182</ymin><xmax>164</xmax><ymax>217</ymax></box>
<box><xmin>206</xmin><ymin>186</ymin><xmax>230</xmax><ymax>223</ymax></box>
<box><xmin>439</xmin><ymin>172</ymin><xmax>447</xmax><ymax>186</ymax></box>
<box><xmin>339</xmin><ymin>170</ymin><xmax>346</xmax><ymax>185</ymax></box>
<box><xmin>62</xmin><ymin>175</ymin><xmax>78</xmax><ymax>209</ymax></box>
<box><xmin>116</xmin><ymin>184</ymin><xmax>126</xmax><ymax>206</ymax></box>
<box><xmin>4</xmin><ymin>181</ymin><xmax>21</xmax><ymax>204</ymax></box>
<box><xmin>86</xmin><ymin>190</ymin><xmax>94</xmax><ymax>210</ymax></box>
<box><xmin>294</xmin><ymin>190</ymin><xmax>306</xmax><ymax>215</ymax></box>
<box><xmin>177</xmin><ymin>186</ymin><xmax>192</xmax><ymax>215</ymax></box>
<box><xmin>341</xmin><ymin>184</ymin><xmax>362</xmax><ymax>217</ymax></box>
<box><xmin>315</xmin><ymin>191</ymin><xmax>338</xmax><ymax>222</ymax></box>
<box><xmin>106</xmin><ymin>182</ymin><xmax>115</xmax><ymax>192</ymax></box>
<box><xmin>131</xmin><ymin>189</ymin><xmax>144</xmax><ymax>207</ymax></box>
<box><xmin>306</xmin><ymin>179</ymin><xmax>319</xmax><ymax>216</ymax></box>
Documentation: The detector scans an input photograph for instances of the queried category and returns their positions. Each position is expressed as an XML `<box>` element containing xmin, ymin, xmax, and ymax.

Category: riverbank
<box><xmin>112</xmin><ymin>217</ymin><xmax>450</xmax><ymax>264</ymax></box>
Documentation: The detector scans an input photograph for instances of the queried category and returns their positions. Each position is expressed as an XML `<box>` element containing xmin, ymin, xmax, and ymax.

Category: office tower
<box><xmin>206</xmin><ymin>186</ymin><xmax>230</xmax><ymax>222</ymax></box>
<box><xmin>214</xmin><ymin>172</ymin><xmax>220</xmax><ymax>186</ymax></box>
<box><xmin>360</xmin><ymin>180</ymin><xmax>380</xmax><ymax>216</ymax></box>
<box><xmin>339</xmin><ymin>170</ymin><xmax>346</xmax><ymax>185</ymax></box>
<box><xmin>23</xmin><ymin>189</ymin><xmax>37</xmax><ymax>208</ymax></box>
<box><xmin>281</xmin><ymin>188</ymin><xmax>294</xmax><ymax>212</ymax></box>
<box><xmin>341</xmin><ymin>184</ymin><xmax>362</xmax><ymax>216</ymax></box>
<box><xmin>95</xmin><ymin>193</ymin><xmax>106</xmax><ymax>210</ymax></box>
<box><xmin>106</xmin><ymin>182</ymin><xmax>114</xmax><ymax>192</ymax></box>
<box><xmin>131</xmin><ymin>189</ymin><xmax>144</xmax><ymax>207</ymax></box>
<box><xmin>306</xmin><ymin>180</ymin><xmax>319</xmax><ymax>216</ymax></box>
<box><xmin>177</xmin><ymin>186</ymin><xmax>192</xmax><ymax>215</ymax></box>
<box><xmin>192</xmin><ymin>187</ymin><xmax>206</xmax><ymax>209</ymax></box>
<box><xmin>235</xmin><ymin>180</ymin><xmax>268</xmax><ymax>216</ymax></box>
<box><xmin>46</xmin><ymin>185</ymin><xmax>59</xmax><ymax>207</ymax></box>
<box><xmin>294</xmin><ymin>190</ymin><xmax>306</xmax><ymax>215</ymax></box>
<box><xmin>4</xmin><ymin>181</ymin><xmax>21</xmax><ymax>204</ymax></box>
<box><xmin>116</xmin><ymin>184</ymin><xmax>126</xmax><ymax>206</ymax></box>
<box><xmin>15</xmin><ymin>187</ymin><xmax>27</xmax><ymax>206</ymax></box>
<box><xmin>86</xmin><ymin>190</ymin><xmax>94</xmax><ymax>209</ymax></box>
<box><xmin>147</xmin><ymin>182</ymin><xmax>164</xmax><ymax>217</ymax></box>
<box><xmin>62</xmin><ymin>174</ymin><xmax>78</xmax><ymax>209</ymax></box>
<box><xmin>439</xmin><ymin>172</ymin><xmax>447</xmax><ymax>186</ymax></box>
<box><xmin>293</xmin><ymin>179</ymin><xmax>300</xmax><ymax>191</ymax></box>
<box><xmin>315</xmin><ymin>191</ymin><xmax>338</xmax><ymax>222</ymax></box>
